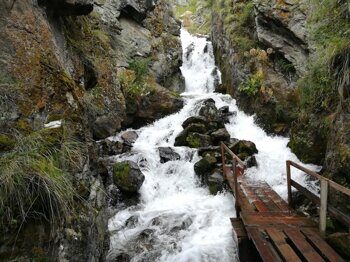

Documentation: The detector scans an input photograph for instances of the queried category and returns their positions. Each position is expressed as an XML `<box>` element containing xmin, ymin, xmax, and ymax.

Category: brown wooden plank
<box><xmin>246</xmin><ymin>227</ymin><xmax>282</xmax><ymax>262</ymax></box>
<box><xmin>240</xmin><ymin>183</ymin><xmax>270</xmax><ymax>212</ymax></box>
<box><xmin>302</xmin><ymin>228</ymin><xmax>344</xmax><ymax>262</ymax></box>
<box><xmin>266</xmin><ymin>228</ymin><xmax>301</xmax><ymax>262</ymax></box>
<box><xmin>255</xmin><ymin>187</ymin><xmax>281</xmax><ymax>212</ymax></box>
<box><xmin>241</xmin><ymin>212</ymin><xmax>317</xmax><ymax>228</ymax></box>
<box><xmin>284</xmin><ymin>228</ymin><xmax>325</xmax><ymax>262</ymax></box>
<box><xmin>263</xmin><ymin>187</ymin><xmax>292</xmax><ymax>212</ymax></box>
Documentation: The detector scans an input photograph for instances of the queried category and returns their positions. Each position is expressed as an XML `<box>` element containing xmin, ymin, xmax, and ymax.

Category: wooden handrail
<box><xmin>286</xmin><ymin>160</ymin><xmax>350</xmax><ymax>235</ymax></box>
<box><xmin>221</xmin><ymin>142</ymin><xmax>246</xmax><ymax>216</ymax></box>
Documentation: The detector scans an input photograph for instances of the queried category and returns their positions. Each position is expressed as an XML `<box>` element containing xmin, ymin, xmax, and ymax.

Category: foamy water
<box><xmin>107</xmin><ymin>29</ymin><xmax>318</xmax><ymax>261</ymax></box>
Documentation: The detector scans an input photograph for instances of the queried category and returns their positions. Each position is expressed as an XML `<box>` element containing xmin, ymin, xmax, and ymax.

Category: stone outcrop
<box><xmin>211</xmin><ymin>0</ymin><xmax>306</xmax><ymax>135</ymax></box>
<box><xmin>0</xmin><ymin>0</ymin><xmax>184</xmax><ymax>260</ymax></box>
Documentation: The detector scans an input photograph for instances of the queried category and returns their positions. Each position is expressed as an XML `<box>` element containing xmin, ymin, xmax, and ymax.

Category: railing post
<box><xmin>221</xmin><ymin>143</ymin><xmax>226</xmax><ymax>179</ymax></box>
<box><xmin>319</xmin><ymin>179</ymin><xmax>328</xmax><ymax>236</ymax></box>
<box><xmin>286</xmin><ymin>161</ymin><xmax>292</xmax><ymax>206</ymax></box>
<box><xmin>233</xmin><ymin>158</ymin><xmax>240</xmax><ymax>217</ymax></box>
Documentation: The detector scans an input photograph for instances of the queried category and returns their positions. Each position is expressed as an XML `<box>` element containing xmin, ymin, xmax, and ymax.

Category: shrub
<box><xmin>0</xmin><ymin>127</ymin><xmax>84</xmax><ymax>231</ymax></box>
<box><xmin>239</xmin><ymin>70</ymin><xmax>264</xmax><ymax>96</ymax></box>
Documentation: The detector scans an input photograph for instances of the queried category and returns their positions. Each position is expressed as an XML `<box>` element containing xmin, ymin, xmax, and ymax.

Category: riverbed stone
<box><xmin>231</xmin><ymin>140</ymin><xmax>258</xmax><ymax>156</ymax></box>
<box><xmin>174</xmin><ymin>123</ymin><xmax>207</xmax><ymax>146</ymax></box>
<box><xmin>158</xmin><ymin>147</ymin><xmax>181</xmax><ymax>163</ymax></box>
<box><xmin>121</xmin><ymin>130</ymin><xmax>139</xmax><ymax>145</ymax></box>
<box><xmin>112</xmin><ymin>161</ymin><xmax>145</xmax><ymax>194</ymax></box>
<box><xmin>194</xmin><ymin>155</ymin><xmax>217</xmax><ymax>178</ymax></box>
<box><xmin>208</xmin><ymin>170</ymin><xmax>225</xmax><ymax>195</ymax></box>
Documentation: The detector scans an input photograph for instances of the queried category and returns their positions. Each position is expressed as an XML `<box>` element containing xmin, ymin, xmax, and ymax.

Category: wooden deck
<box><xmin>220</xmin><ymin>143</ymin><xmax>347</xmax><ymax>262</ymax></box>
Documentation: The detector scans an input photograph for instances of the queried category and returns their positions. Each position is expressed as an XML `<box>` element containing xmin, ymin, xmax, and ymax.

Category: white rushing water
<box><xmin>107</xmin><ymin>29</ymin><xmax>319</xmax><ymax>261</ymax></box>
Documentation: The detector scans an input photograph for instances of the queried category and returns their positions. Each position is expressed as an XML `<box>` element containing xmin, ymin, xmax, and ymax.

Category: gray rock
<box><xmin>186</xmin><ymin>133</ymin><xmax>212</xmax><ymax>148</ymax></box>
<box><xmin>211</xmin><ymin>128</ymin><xmax>230</xmax><ymax>144</ymax></box>
<box><xmin>158</xmin><ymin>147</ymin><xmax>180</xmax><ymax>163</ymax></box>
<box><xmin>113</xmin><ymin>161</ymin><xmax>145</xmax><ymax>194</ymax></box>
<box><xmin>174</xmin><ymin>123</ymin><xmax>207</xmax><ymax>146</ymax></box>
<box><xmin>208</xmin><ymin>170</ymin><xmax>225</xmax><ymax>195</ymax></box>
<box><xmin>182</xmin><ymin>116</ymin><xmax>207</xmax><ymax>129</ymax></box>
<box><xmin>92</xmin><ymin>115</ymin><xmax>122</xmax><ymax>140</ymax></box>
<box><xmin>199</xmin><ymin>99</ymin><xmax>219</xmax><ymax>121</ymax></box>
<box><xmin>121</xmin><ymin>130</ymin><xmax>139</xmax><ymax>145</ymax></box>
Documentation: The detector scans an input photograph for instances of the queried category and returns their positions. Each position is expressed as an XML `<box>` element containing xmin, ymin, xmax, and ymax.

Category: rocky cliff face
<box><xmin>210</xmin><ymin>0</ymin><xmax>350</xmax><ymax>186</ymax></box>
<box><xmin>0</xmin><ymin>0</ymin><xmax>184</xmax><ymax>260</ymax></box>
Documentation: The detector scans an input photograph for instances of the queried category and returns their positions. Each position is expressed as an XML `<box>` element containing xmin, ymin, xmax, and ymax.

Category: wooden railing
<box><xmin>221</xmin><ymin>142</ymin><xmax>246</xmax><ymax>216</ymax></box>
<box><xmin>286</xmin><ymin>160</ymin><xmax>350</xmax><ymax>235</ymax></box>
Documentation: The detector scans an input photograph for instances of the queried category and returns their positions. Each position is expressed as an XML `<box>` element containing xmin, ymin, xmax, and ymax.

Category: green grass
<box><xmin>0</xmin><ymin>127</ymin><xmax>84</xmax><ymax>231</ymax></box>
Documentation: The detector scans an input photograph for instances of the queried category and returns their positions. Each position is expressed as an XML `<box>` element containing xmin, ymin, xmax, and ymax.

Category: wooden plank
<box><xmin>263</xmin><ymin>187</ymin><xmax>292</xmax><ymax>212</ymax></box>
<box><xmin>266</xmin><ymin>228</ymin><xmax>301</xmax><ymax>262</ymax></box>
<box><xmin>255</xmin><ymin>187</ymin><xmax>281</xmax><ymax>212</ymax></box>
<box><xmin>302</xmin><ymin>228</ymin><xmax>344</xmax><ymax>262</ymax></box>
<box><xmin>247</xmin><ymin>227</ymin><xmax>282</xmax><ymax>262</ymax></box>
<box><xmin>240</xmin><ymin>183</ymin><xmax>270</xmax><ymax>212</ymax></box>
<box><xmin>284</xmin><ymin>228</ymin><xmax>325</xmax><ymax>262</ymax></box>
<box><xmin>241</xmin><ymin>212</ymin><xmax>317</xmax><ymax>228</ymax></box>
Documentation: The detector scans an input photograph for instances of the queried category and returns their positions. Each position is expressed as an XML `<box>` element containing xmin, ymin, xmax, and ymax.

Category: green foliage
<box><xmin>239</xmin><ymin>70</ymin><xmax>263</xmax><ymax>96</ymax></box>
<box><xmin>0</xmin><ymin>127</ymin><xmax>84</xmax><ymax>231</ymax></box>
<box><xmin>128</xmin><ymin>58</ymin><xmax>150</xmax><ymax>84</ymax></box>
<box><xmin>119</xmin><ymin>58</ymin><xmax>155</xmax><ymax>97</ymax></box>
<box><xmin>113</xmin><ymin>162</ymin><xmax>131</xmax><ymax>187</ymax></box>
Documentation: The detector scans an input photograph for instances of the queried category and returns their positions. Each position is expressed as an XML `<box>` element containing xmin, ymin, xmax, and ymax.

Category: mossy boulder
<box><xmin>112</xmin><ymin>161</ymin><xmax>145</xmax><ymax>194</ymax></box>
<box><xmin>208</xmin><ymin>170</ymin><xmax>225</xmax><ymax>195</ymax></box>
<box><xmin>174</xmin><ymin>123</ymin><xmax>208</xmax><ymax>147</ymax></box>
<box><xmin>182</xmin><ymin>116</ymin><xmax>207</xmax><ymax>129</ymax></box>
<box><xmin>230</xmin><ymin>140</ymin><xmax>258</xmax><ymax>157</ymax></box>
<box><xmin>186</xmin><ymin>133</ymin><xmax>212</xmax><ymax>148</ymax></box>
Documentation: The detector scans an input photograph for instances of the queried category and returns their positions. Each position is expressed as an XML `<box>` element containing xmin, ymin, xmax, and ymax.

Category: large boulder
<box><xmin>174</xmin><ymin>123</ymin><xmax>207</xmax><ymax>147</ymax></box>
<box><xmin>230</xmin><ymin>139</ymin><xmax>258</xmax><ymax>158</ymax></box>
<box><xmin>158</xmin><ymin>147</ymin><xmax>180</xmax><ymax>163</ymax></box>
<box><xmin>112</xmin><ymin>161</ymin><xmax>145</xmax><ymax>194</ymax></box>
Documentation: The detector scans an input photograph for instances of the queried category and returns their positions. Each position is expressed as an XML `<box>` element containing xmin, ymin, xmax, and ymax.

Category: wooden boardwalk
<box><xmin>220</xmin><ymin>143</ymin><xmax>348</xmax><ymax>262</ymax></box>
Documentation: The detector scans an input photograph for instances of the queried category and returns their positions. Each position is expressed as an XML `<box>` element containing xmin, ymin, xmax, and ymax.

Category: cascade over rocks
<box><xmin>174</xmin><ymin>98</ymin><xmax>258</xmax><ymax>195</ymax></box>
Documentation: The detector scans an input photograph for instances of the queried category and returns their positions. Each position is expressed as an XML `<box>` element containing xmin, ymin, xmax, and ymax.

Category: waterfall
<box><xmin>107</xmin><ymin>29</ymin><xmax>319</xmax><ymax>261</ymax></box>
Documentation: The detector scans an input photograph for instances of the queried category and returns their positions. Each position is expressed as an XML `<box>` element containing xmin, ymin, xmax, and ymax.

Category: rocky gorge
<box><xmin>1</xmin><ymin>0</ymin><xmax>350</xmax><ymax>260</ymax></box>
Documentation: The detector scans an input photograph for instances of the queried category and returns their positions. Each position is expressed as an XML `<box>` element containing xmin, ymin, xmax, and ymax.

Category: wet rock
<box><xmin>174</xmin><ymin>123</ymin><xmax>207</xmax><ymax>147</ymax></box>
<box><xmin>245</xmin><ymin>155</ymin><xmax>258</xmax><ymax>168</ymax></box>
<box><xmin>139</xmin><ymin>229</ymin><xmax>155</xmax><ymax>240</ymax></box>
<box><xmin>210</xmin><ymin>128</ymin><xmax>230</xmax><ymax>144</ymax></box>
<box><xmin>219</xmin><ymin>106</ymin><xmax>236</xmax><ymax>123</ymax></box>
<box><xmin>231</xmin><ymin>140</ymin><xmax>258</xmax><ymax>157</ymax></box>
<box><xmin>194</xmin><ymin>155</ymin><xmax>217</xmax><ymax>178</ymax></box>
<box><xmin>125</xmin><ymin>215</ymin><xmax>139</xmax><ymax>227</ymax></box>
<box><xmin>199</xmin><ymin>99</ymin><xmax>219</xmax><ymax>122</ymax></box>
<box><xmin>121</xmin><ymin>131</ymin><xmax>138</xmax><ymax>146</ymax></box>
<box><xmin>158</xmin><ymin>147</ymin><xmax>180</xmax><ymax>163</ymax></box>
<box><xmin>112</xmin><ymin>161</ymin><xmax>145</xmax><ymax>194</ymax></box>
<box><xmin>92</xmin><ymin>116</ymin><xmax>122</xmax><ymax>140</ymax></box>
<box><xmin>327</xmin><ymin>233</ymin><xmax>350</xmax><ymax>258</ymax></box>
<box><xmin>186</xmin><ymin>133</ymin><xmax>212</xmax><ymax>148</ymax></box>
<box><xmin>208</xmin><ymin>170</ymin><xmax>226</xmax><ymax>195</ymax></box>
<box><xmin>197</xmin><ymin>146</ymin><xmax>221</xmax><ymax>157</ymax></box>
<box><xmin>97</xmin><ymin>139</ymin><xmax>124</xmax><ymax>156</ymax></box>
<box><xmin>182</xmin><ymin>116</ymin><xmax>207</xmax><ymax>129</ymax></box>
